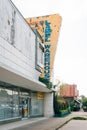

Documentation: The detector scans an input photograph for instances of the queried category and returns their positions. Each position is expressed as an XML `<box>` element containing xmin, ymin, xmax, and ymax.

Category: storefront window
<box><xmin>0</xmin><ymin>86</ymin><xmax>20</xmax><ymax>120</ymax></box>
<box><xmin>0</xmin><ymin>82</ymin><xmax>32</xmax><ymax>121</ymax></box>
<box><xmin>19</xmin><ymin>89</ymin><xmax>30</xmax><ymax>118</ymax></box>
<box><xmin>21</xmin><ymin>92</ymin><xmax>30</xmax><ymax>96</ymax></box>
<box><xmin>0</xmin><ymin>88</ymin><xmax>13</xmax><ymax>120</ymax></box>
<box><xmin>12</xmin><ymin>90</ymin><xmax>19</xmax><ymax>117</ymax></box>
<box><xmin>31</xmin><ymin>92</ymin><xmax>44</xmax><ymax>116</ymax></box>
<box><xmin>5</xmin><ymin>89</ymin><xmax>13</xmax><ymax>119</ymax></box>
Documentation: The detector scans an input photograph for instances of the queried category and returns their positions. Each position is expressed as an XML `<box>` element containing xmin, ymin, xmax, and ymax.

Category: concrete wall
<box><xmin>0</xmin><ymin>0</ymin><xmax>40</xmax><ymax>81</ymax></box>
<box><xmin>44</xmin><ymin>93</ymin><xmax>54</xmax><ymax>117</ymax></box>
<box><xmin>0</xmin><ymin>0</ymin><xmax>54</xmax><ymax>117</ymax></box>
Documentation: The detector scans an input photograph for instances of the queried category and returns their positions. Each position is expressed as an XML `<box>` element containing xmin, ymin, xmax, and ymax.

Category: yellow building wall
<box><xmin>26</xmin><ymin>14</ymin><xmax>62</xmax><ymax>79</ymax></box>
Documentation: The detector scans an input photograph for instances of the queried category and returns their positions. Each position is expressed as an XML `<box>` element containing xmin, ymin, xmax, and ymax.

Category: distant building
<box><xmin>59</xmin><ymin>84</ymin><xmax>79</xmax><ymax>102</ymax></box>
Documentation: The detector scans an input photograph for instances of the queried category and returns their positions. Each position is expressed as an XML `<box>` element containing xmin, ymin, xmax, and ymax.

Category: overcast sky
<box><xmin>12</xmin><ymin>0</ymin><xmax>87</xmax><ymax>96</ymax></box>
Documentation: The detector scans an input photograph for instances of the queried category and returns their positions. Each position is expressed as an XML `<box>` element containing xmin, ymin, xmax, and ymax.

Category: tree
<box><xmin>70</xmin><ymin>100</ymin><xmax>75</xmax><ymax>111</ymax></box>
<box><xmin>82</xmin><ymin>97</ymin><xmax>87</xmax><ymax>111</ymax></box>
<box><xmin>83</xmin><ymin>98</ymin><xmax>87</xmax><ymax>107</ymax></box>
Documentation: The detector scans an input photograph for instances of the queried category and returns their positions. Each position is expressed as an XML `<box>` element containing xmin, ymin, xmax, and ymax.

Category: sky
<box><xmin>12</xmin><ymin>0</ymin><xmax>87</xmax><ymax>96</ymax></box>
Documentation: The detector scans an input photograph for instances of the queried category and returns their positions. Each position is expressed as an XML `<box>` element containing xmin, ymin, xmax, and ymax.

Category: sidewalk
<box><xmin>59</xmin><ymin>120</ymin><xmax>87</xmax><ymax>130</ymax></box>
<box><xmin>0</xmin><ymin>111</ymin><xmax>87</xmax><ymax>130</ymax></box>
<box><xmin>0</xmin><ymin>117</ymin><xmax>47</xmax><ymax>130</ymax></box>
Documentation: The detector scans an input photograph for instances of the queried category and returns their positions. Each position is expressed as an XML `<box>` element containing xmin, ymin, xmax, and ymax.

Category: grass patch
<box><xmin>72</xmin><ymin>116</ymin><xmax>87</xmax><ymax>120</ymax></box>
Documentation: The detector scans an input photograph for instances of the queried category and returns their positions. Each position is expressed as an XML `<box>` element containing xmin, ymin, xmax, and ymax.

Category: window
<box><xmin>0</xmin><ymin>86</ymin><xmax>20</xmax><ymax>120</ymax></box>
<box><xmin>37</xmin><ymin>42</ymin><xmax>44</xmax><ymax>66</ymax></box>
<box><xmin>35</xmin><ymin>37</ymin><xmax>44</xmax><ymax>72</ymax></box>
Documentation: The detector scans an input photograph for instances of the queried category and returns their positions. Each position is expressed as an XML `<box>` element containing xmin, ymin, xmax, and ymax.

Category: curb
<box><xmin>55</xmin><ymin>116</ymin><xmax>87</xmax><ymax>130</ymax></box>
<box><xmin>55</xmin><ymin>119</ymin><xmax>71</xmax><ymax>130</ymax></box>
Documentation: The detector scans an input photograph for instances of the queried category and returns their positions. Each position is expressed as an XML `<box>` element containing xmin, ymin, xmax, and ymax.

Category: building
<box><xmin>58</xmin><ymin>84</ymin><xmax>80</xmax><ymax>110</ymax></box>
<box><xmin>0</xmin><ymin>0</ymin><xmax>62</xmax><ymax>124</ymax></box>
<box><xmin>59</xmin><ymin>84</ymin><xmax>79</xmax><ymax>102</ymax></box>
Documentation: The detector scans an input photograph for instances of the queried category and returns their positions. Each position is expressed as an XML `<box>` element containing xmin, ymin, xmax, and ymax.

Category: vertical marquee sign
<box><xmin>44</xmin><ymin>20</ymin><xmax>52</xmax><ymax>79</ymax></box>
<box><xmin>26</xmin><ymin>14</ymin><xmax>62</xmax><ymax>79</ymax></box>
<box><xmin>45</xmin><ymin>20</ymin><xmax>52</xmax><ymax>42</ymax></box>
<box><xmin>44</xmin><ymin>45</ymin><xmax>50</xmax><ymax>79</ymax></box>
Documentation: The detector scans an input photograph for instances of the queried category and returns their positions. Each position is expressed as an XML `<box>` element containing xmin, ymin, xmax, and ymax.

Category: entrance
<box><xmin>20</xmin><ymin>97</ymin><xmax>30</xmax><ymax>118</ymax></box>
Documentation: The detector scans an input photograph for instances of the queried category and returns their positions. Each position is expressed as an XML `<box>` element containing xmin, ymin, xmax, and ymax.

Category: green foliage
<box><xmin>72</xmin><ymin>117</ymin><xmax>87</xmax><ymax>120</ymax></box>
<box><xmin>70</xmin><ymin>100</ymin><xmax>75</xmax><ymax>111</ymax></box>
<box><xmin>83</xmin><ymin>98</ymin><xmax>87</xmax><ymax>107</ymax></box>
<box><xmin>58</xmin><ymin>109</ymin><xmax>69</xmax><ymax>114</ymax></box>
<box><xmin>54</xmin><ymin>95</ymin><xmax>59</xmax><ymax>114</ymax></box>
<box><xmin>39</xmin><ymin>77</ymin><xmax>52</xmax><ymax>89</ymax></box>
<box><xmin>82</xmin><ymin>98</ymin><xmax>87</xmax><ymax>111</ymax></box>
<box><xmin>81</xmin><ymin>95</ymin><xmax>86</xmax><ymax>100</ymax></box>
<box><xmin>54</xmin><ymin>95</ymin><xmax>70</xmax><ymax>114</ymax></box>
<box><xmin>70</xmin><ymin>100</ymin><xmax>80</xmax><ymax>111</ymax></box>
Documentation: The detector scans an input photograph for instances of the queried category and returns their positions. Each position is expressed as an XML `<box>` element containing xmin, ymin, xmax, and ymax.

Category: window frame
<box><xmin>35</xmin><ymin>35</ymin><xmax>44</xmax><ymax>73</ymax></box>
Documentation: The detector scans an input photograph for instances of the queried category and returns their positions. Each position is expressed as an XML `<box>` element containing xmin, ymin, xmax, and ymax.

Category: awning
<box><xmin>74</xmin><ymin>98</ymin><xmax>80</xmax><ymax>104</ymax></box>
<box><xmin>0</xmin><ymin>67</ymin><xmax>52</xmax><ymax>92</ymax></box>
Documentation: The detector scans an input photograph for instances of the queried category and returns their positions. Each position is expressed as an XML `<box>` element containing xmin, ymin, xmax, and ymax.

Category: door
<box><xmin>20</xmin><ymin>97</ymin><xmax>30</xmax><ymax>118</ymax></box>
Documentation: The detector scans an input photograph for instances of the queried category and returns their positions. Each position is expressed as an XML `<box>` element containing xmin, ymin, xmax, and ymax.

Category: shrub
<box><xmin>70</xmin><ymin>100</ymin><xmax>75</xmax><ymax>111</ymax></box>
<box><xmin>54</xmin><ymin>95</ymin><xmax>70</xmax><ymax>114</ymax></box>
<box><xmin>58</xmin><ymin>109</ymin><xmax>69</xmax><ymax>114</ymax></box>
<box><xmin>54</xmin><ymin>95</ymin><xmax>60</xmax><ymax>114</ymax></box>
<box><xmin>82</xmin><ymin>98</ymin><xmax>87</xmax><ymax>111</ymax></box>
<box><xmin>39</xmin><ymin>77</ymin><xmax>52</xmax><ymax>89</ymax></box>
<box><xmin>83</xmin><ymin>98</ymin><xmax>87</xmax><ymax>107</ymax></box>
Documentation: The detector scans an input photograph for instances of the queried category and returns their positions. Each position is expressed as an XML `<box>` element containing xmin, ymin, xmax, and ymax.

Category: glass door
<box><xmin>19</xmin><ymin>97</ymin><xmax>30</xmax><ymax>118</ymax></box>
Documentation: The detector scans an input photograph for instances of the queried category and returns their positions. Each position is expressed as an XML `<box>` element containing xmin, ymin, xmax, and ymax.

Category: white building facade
<box><xmin>0</xmin><ymin>0</ymin><xmax>54</xmax><ymax>123</ymax></box>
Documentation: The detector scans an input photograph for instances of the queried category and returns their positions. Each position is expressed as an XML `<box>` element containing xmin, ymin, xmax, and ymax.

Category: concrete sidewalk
<box><xmin>0</xmin><ymin>111</ymin><xmax>87</xmax><ymax>130</ymax></box>
<box><xmin>0</xmin><ymin>117</ymin><xmax>48</xmax><ymax>130</ymax></box>
<box><xmin>59</xmin><ymin>120</ymin><xmax>87</xmax><ymax>130</ymax></box>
